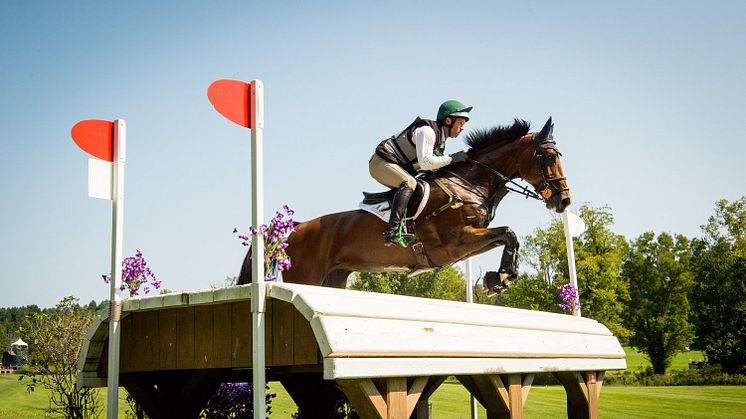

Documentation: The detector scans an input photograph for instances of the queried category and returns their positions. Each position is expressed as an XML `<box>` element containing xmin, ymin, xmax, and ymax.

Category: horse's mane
<box><xmin>464</xmin><ymin>119</ymin><xmax>531</xmax><ymax>152</ymax></box>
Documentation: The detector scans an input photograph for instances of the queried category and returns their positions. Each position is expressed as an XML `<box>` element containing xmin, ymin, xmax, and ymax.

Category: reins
<box><xmin>466</xmin><ymin>158</ymin><xmax>545</xmax><ymax>201</ymax></box>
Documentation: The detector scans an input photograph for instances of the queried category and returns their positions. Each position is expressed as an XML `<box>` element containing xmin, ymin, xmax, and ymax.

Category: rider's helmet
<box><xmin>437</xmin><ymin>100</ymin><xmax>472</xmax><ymax>122</ymax></box>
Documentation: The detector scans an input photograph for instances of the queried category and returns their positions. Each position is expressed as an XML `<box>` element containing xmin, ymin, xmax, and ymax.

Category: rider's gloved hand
<box><xmin>450</xmin><ymin>151</ymin><xmax>468</xmax><ymax>163</ymax></box>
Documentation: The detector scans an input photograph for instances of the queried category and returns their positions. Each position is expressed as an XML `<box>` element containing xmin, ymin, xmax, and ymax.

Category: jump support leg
<box><xmin>457</xmin><ymin>373</ymin><xmax>534</xmax><ymax>419</ymax></box>
<box><xmin>553</xmin><ymin>370</ymin><xmax>605</xmax><ymax>419</ymax></box>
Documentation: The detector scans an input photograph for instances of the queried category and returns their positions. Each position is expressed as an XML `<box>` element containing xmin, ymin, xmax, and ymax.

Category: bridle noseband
<box><xmin>533</xmin><ymin>149</ymin><xmax>569</xmax><ymax>202</ymax></box>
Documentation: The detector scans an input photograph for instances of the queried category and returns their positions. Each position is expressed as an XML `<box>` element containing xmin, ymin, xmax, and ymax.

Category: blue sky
<box><xmin>1</xmin><ymin>1</ymin><xmax>744</xmax><ymax>308</ymax></box>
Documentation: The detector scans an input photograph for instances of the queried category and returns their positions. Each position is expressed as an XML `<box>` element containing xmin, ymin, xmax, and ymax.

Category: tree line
<box><xmin>353</xmin><ymin>196</ymin><xmax>745</xmax><ymax>376</ymax></box>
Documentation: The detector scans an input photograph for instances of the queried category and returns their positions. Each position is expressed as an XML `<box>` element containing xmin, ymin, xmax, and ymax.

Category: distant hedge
<box><xmin>605</xmin><ymin>365</ymin><xmax>746</xmax><ymax>386</ymax></box>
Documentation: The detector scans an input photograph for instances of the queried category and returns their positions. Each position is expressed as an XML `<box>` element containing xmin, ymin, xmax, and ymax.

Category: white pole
<box><xmin>106</xmin><ymin>119</ymin><xmax>125</xmax><ymax>418</ymax></box>
<box><xmin>464</xmin><ymin>258</ymin><xmax>479</xmax><ymax>418</ymax></box>
<box><xmin>250</xmin><ymin>80</ymin><xmax>267</xmax><ymax>419</ymax></box>
<box><xmin>561</xmin><ymin>211</ymin><xmax>581</xmax><ymax>316</ymax></box>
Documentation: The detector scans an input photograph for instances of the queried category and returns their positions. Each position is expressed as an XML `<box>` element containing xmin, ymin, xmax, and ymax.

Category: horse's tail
<box><xmin>237</xmin><ymin>246</ymin><xmax>252</xmax><ymax>285</ymax></box>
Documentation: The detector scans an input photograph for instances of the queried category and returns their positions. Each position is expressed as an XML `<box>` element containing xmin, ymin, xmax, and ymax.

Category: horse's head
<box><xmin>520</xmin><ymin>117</ymin><xmax>571</xmax><ymax>213</ymax></box>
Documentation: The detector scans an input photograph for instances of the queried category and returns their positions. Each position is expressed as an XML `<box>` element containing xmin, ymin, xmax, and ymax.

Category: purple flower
<box><xmin>233</xmin><ymin>205</ymin><xmax>296</xmax><ymax>281</ymax></box>
<box><xmin>557</xmin><ymin>283</ymin><xmax>581</xmax><ymax>314</ymax></box>
<box><xmin>102</xmin><ymin>250</ymin><xmax>162</xmax><ymax>298</ymax></box>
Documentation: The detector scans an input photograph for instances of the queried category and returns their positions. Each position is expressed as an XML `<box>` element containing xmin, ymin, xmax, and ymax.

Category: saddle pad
<box><xmin>358</xmin><ymin>182</ymin><xmax>430</xmax><ymax>223</ymax></box>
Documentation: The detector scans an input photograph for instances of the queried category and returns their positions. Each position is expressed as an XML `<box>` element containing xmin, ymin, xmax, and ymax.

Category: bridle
<box><xmin>454</xmin><ymin>141</ymin><xmax>569</xmax><ymax>204</ymax></box>
<box><xmin>533</xmin><ymin>148</ymin><xmax>569</xmax><ymax>202</ymax></box>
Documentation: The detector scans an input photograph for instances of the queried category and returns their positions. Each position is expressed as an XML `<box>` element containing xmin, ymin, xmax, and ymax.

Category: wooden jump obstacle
<box><xmin>77</xmin><ymin>283</ymin><xmax>626</xmax><ymax>418</ymax></box>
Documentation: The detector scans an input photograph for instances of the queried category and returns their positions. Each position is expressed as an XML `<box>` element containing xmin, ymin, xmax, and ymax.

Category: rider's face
<box><xmin>446</xmin><ymin>117</ymin><xmax>467</xmax><ymax>138</ymax></box>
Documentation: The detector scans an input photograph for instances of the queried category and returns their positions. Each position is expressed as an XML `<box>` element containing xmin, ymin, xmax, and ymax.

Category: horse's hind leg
<box><xmin>322</xmin><ymin>269</ymin><xmax>351</xmax><ymax>289</ymax></box>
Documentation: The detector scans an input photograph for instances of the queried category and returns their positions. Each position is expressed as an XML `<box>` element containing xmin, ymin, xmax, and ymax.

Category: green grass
<box><xmin>623</xmin><ymin>346</ymin><xmax>705</xmax><ymax>371</ymax></box>
<box><xmin>427</xmin><ymin>381</ymin><xmax>746</xmax><ymax>418</ymax></box>
<box><xmin>270</xmin><ymin>380</ymin><xmax>746</xmax><ymax>419</ymax></box>
<box><xmin>0</xmin><ymin>374</ymin><xmax>131</xmax><ymax>418</ymax></box>
<box><xmin>4</xmin><ymin>364</ymin><xmax>743</xmax><ymax>419</ymax></box>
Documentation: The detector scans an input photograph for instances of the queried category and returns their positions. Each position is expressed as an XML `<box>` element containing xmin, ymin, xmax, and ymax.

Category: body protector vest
<box><xmin>375</xmin><ymin>117</ymin><xmax>445</xmax><ymax>175</ymax></box>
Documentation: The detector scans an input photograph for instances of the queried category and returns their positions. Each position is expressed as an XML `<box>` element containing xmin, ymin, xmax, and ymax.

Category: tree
<box><xmin>489</xmin><ymin>273</ymin><xmax>562</xmax><ymax>312</ymax></box>
<box><xmin>350</xmin><ymin>265</ymin><xmax>466</xmax><ymax>301</ymax></box>
<box><xmin>621</xmin><ymin>232</ymin><xmax>695</xmax><ymax>374</ymax></box>
<box><xmin>21</xmin><ymin>296</ymin><xmax>101</xmax><ymax>418</ymax></box>
<box><xmin>690</xmin><ymin>197</ymin><xmax>746</xmax><ymax>374</ymax></box>
<box><xmin>519</xmin><ymin>204</ymin><xmax>631</xmax><ymax>339</ymax></box>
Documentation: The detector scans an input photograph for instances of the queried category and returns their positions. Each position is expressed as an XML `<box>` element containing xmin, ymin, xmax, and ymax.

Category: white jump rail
<box><xmin>78</xmin><ymin>282</ymin><xmax>625</xmax><ymax>387</ymax></box>
<box><xmin>269</xmin><ymin>283</ymin><xmax>626</xmax><ymax>379</ymax></box>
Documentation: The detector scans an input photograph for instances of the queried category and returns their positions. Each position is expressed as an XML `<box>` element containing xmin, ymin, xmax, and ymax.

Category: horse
<box><xmin>238</xmin><ymin>117</ymin><xmax>571</xmax><ymax>293</ymax></box>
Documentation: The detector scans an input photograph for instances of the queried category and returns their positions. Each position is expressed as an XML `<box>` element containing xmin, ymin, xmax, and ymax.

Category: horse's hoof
<box><xmin>480</xmin><ymin>271</ymin><xmax>515</xmax><ymax>297</ymax></box>
<box><xmin>481</xmin><ymin>271</ymin><xmax>501</xmax><ymax>296</ymax></box>
<box><xmin>498</xmin><ymin>271</ymin><xmax>515</xmax><ymax>288</ymax></box>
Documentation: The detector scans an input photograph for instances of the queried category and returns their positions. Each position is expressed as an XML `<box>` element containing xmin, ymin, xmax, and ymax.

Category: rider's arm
<box><xmin>414</xmin><ymin>126</ymin><xmax>452</xmax><ymax>171</ymax></box>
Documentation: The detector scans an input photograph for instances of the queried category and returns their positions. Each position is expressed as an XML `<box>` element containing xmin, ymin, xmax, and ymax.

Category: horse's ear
<box><xmin>535</xmin><ymin>117</ymin><xmax>553</xmax><ymax>142</ymax></box>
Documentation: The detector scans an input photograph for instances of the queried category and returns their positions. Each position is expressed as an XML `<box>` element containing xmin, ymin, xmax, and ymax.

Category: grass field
<box><xmin>623</xmin><ymin>346</ymin><xmax>705</xmax><ymax>372</ymax></box>
<box><xmin>0</xmin><ymin>348</ymin><xmax>733</xmax><ymax>418</ymax></box>
<box><xmin>266</xmin><ymin>382</ymin><xmax>746</xmax><ymax>419</ymax></box>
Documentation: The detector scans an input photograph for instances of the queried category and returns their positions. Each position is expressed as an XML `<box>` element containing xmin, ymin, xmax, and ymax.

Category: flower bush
<box><xmin>102</xmin><ymin>250</ymin><xmax>161</xmax><ymax>297</ymax></box>
<box><xmin>200</xmin><ymin>382</ymin><xmax>275</xmax><ymax>418</ymax></box>
<box><xmin>557</xmin><ymin>283</ymin><xmax>580</xmax><ymax>314</ymax></box>
<box><xmin>234</xmin><ymin>204</ymin><xmax>296</xmax><ymax>281</ymax></box>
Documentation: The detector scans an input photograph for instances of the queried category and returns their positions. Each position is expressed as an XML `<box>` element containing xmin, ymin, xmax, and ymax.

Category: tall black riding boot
<box><xmin>384</xmin><ymin>183</ymin><xmax>416</xmax><ymax>247</ymax></box>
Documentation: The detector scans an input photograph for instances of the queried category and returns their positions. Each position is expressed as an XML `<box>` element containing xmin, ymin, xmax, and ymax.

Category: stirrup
<box><xmin>384</xmin><ymin>223</ymin><xmax>416</xmax><ymax>248</ymax></box>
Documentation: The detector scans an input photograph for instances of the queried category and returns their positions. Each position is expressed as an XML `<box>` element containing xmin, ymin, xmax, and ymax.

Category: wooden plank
<box><xmin>194</xmin><ymin>305</ymin><xmax>214</xmax><ymax>368</ymax></box>
<box><xmin>231</xmin><ymin>301</ymin><xmax>251</xmax><ymax>368</ymax></box>
<box><xmin>129</xmin><ymin>313</ymin><xmax>145</xmax><ymax>371</ymax></box>
<box><xmin>159</xmin><ymin>309</ymin><xmax>178</xmax><ymax>370</ymax></box>
<box><xmin>212</xmin><ymin>303</ymin><xmax>232</xmax><ymax>368</ymax></box>
<box><xmin>385</xmin><ymin>377</ymin><xmax>407</xmax><ymax>419</ymax></box>
<box><xmin>176</xmin><ymin>307</ymin><xmax>195</xmax><ymax>369</ymax></box>
<box><xmin>323</xmin><ymin>357</ymin><xmax>626</xmax><ymax>380</ymax></box>
<box><xmin>293</xmin><ymin>307</ymin><xmax>319</xmax><ymax>365</ymax></box>
<box><xmin>140</xmin><ymin>311</ymin><xmax>160</xmax><ymax>371</ymax></box>
<box><xmin>120</xmin><ymin>316</ymin><xmax>134</xmax><ymax>372</ymax></box>
<box><xmin>315</xmin><ymin>316</ymin><xmax>624</xmax><ymax>359</ymax></box>
<box><xmin>272</xmin><ymin>300</ymin><xmax>295</xmax><ymax>366</ymax></box>
<box><xmin>269</xmin><ymin>283</ymin><xmax>613</xmax><ymax>336</ymax></box>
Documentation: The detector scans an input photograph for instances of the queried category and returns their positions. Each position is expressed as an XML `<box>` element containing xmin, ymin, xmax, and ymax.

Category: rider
<box><xmin>370</xmin><ymin>100</ymin><xmax>472</xmax><ymax>247</ymax></box>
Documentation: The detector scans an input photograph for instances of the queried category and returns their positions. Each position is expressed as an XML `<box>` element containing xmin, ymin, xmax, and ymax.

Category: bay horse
<box><xmin>238</xmin><ymin>117</ymin><xmax>571</xmax><ymax>293</ymax></box>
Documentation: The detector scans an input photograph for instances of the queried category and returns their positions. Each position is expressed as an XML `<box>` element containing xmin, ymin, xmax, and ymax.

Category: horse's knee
<box><xmin>496</xmin><ymin>226</ymin><xmax>519</xmax><ymax>249</ymax></box>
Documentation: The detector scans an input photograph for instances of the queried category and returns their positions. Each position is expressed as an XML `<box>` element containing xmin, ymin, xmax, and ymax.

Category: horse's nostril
<box><xmin>562</xmin><ymin>197</ymin><xmax>572</xmax><ymax>208</ymax></box>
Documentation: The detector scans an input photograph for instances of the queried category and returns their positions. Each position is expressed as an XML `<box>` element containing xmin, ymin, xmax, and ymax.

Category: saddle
<box><xmin>359</xmin><ymin>179</ymin><xmax>431</xmax><ymax>223</ymax></box>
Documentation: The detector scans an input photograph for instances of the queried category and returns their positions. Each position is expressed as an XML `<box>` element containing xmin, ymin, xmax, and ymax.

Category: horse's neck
<box><xmin>472</xmin><ymin>139</ymin><xmax>532</xmax><ymax>191</ymax></box>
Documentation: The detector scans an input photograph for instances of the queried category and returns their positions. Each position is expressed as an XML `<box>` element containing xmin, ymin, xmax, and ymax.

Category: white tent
<box><xmin>11</xmin><ymin>338</ymin><xmax>27</xmax><ymax>348</ymax></box>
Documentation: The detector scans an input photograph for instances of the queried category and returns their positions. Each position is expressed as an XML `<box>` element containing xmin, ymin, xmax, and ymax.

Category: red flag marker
<box><xmin>71</xmin><ymin>120</ymin><xmax>115</xmax><ymax>161</ymax></box>
<box><xmin>207</xmin><ymin>79</ymin><xmax>252</xmax><ymax>128</ymax></box>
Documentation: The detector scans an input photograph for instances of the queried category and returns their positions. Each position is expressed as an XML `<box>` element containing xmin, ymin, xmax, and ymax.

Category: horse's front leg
<box><xmin>458</xmin><ymin>226</ymin><xmax>520</xmax><ymax>295</ymax></box>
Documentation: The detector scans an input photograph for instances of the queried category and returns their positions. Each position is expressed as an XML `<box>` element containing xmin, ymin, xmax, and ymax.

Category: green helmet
<box><xmin>437</xmin><ymin>100</ymin><xmax>472</xmax><ymax>122</ymax></box>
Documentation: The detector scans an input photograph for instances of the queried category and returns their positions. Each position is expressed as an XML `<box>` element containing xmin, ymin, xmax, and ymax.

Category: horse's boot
<box><xmin>384</xmin><ymin>183</ymin><xmax>416</xmax><ymax>247</ymax></box>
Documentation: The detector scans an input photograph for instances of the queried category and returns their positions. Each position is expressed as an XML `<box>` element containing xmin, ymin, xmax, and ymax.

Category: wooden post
<box><xmin>457</xmin><ymin>374</ymin><xmax>534</xmax><ymax>419</ymax></box>
<box><xmin>553</xmin><ymin>370</ymin><xmax>604</xmax><ymax>419</ymax></box>
<box><xmin>338</xmin><ymin>377</ymin><xmax>430</xmax><ymax>419</ymax></box>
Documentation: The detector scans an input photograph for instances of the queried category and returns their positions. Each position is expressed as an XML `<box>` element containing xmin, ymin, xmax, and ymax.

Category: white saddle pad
<box><xmin>358</xmin><ymin>182</ymin><xmax>431</xmax><ymax>223</ymax></box>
